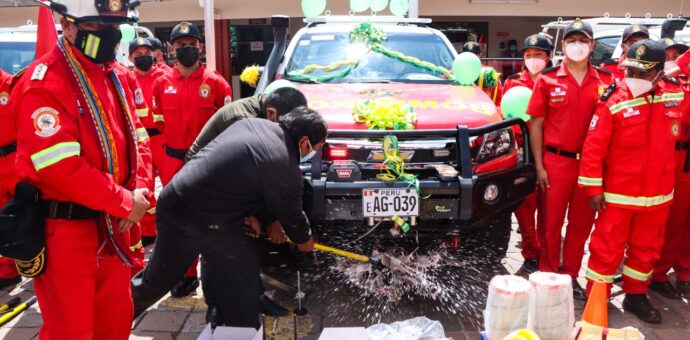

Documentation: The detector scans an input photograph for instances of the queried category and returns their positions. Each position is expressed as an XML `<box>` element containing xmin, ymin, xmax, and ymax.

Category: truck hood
<box><xmin>297</xmin><ymin>83</ymin><xmax>503</xmax><ymax>130</ymax></box>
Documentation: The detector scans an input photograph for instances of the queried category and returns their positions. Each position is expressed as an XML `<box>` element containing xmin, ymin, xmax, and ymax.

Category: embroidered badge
<box><xmin>31</xmin><ymin>107</ymin><xmax>61</xmax><ymax>138</ymax></box>
<box><xmin>199</xmin><ymin>83</ymin><xmax>211</xmax><ymax>98</ymax></box>
<box><xmin>598</xmin><ymin>86</ymin><xmax>606</xmax><ymax>96</ymax></box>
<box><xmin>31</xmin><ymin>64</ymin><xmax>48</xmax><ymax>81</ymax></box>
<box><xmin>550</xmin><ymin>87</ymin><xmax>566</xmax><ymax>97</ymax></box>
<box><xmin>529</xmin><ymin>35</ymin><xmax>538</xmax><ymax>45</ymax></box>
<box><xmin>134</xmin><ymin>88</ymin><xmax>144</xmax><ymax>105</ymax></box>
<box><xmin>0</xmin><ymin>92</ymin><xmax>8</xmax><ymax>106</ymax></box>
<box><xmin>636</xmin><ymin>45</ymin><xmax>646</xmax><ymax>59</ymax></box>
<box><xmin>622</xmin><ymin>108</ymin><xmax>641</xmax><ymax>118</ymax></box>
<box><xmin>589</xmin><ymin>115</ymin><xmax>599</xmax><ymax>131</ymax></box>
<box><xmin>664</xmin><ymin>101</ymin><xmax>680</xmax><ymax>108</ymax></box>
<box><xmin>180</xmin><ymin>22</ymin><xmax>190</xmax><ymax>34</ymax></box>
<box><xmin>164</xmin><ymin>85</ymin><xmax>177</xmax><ymax>94</ymax></box>
<box><xmin>108</xmin><ymin>0</ymin><xmax>122</xmax><ymax>11</ymax></box>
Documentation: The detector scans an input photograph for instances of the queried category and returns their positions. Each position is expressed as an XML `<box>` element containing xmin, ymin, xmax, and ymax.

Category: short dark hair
<box><xmin>279</xmin><ymin>106</ymin><xmax>328</xmax><ymax>145</ymax></box>
<box><xmin>264</xmin><ymin>88</ymin><xmax>308</xmax><ymax>117</ymax></box>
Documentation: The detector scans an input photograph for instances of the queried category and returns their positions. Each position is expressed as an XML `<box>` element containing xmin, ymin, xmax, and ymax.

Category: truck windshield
<box><xmin>286</xmin><ymin>32</ymin><xmax>455</xmax><ymax>83</ymax></box>
<box><xmin>0</xmin><ymin>41</ymin><xmax>35</xmax><ymax>74</ymax></box>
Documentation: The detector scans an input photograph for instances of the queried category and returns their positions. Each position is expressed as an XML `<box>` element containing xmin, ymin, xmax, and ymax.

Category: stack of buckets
<box><xmin>482</xmin><ymin>274</ymin><xmax>611</xmax><ymax>340</ymax></box>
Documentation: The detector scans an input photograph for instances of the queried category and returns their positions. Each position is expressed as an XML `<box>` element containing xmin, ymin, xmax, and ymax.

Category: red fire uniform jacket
<box><xmin>12</xmin><ymin>45</ymin><xmax>153</xmax><ymax>219</ymax></box>
<box><xmin>133</xmin><ymin>65</ymin><xmax>167</xmax><ymax>129</ymax></box>
<box><xmin>151</xmin><ymin>65</ymin><xmax>232</xmax><ymax>151</ymax></box>
<box><xmin>504</xmin><ymin>69</ymin><xmax>536</xmax><ymax>92</ymax></box>
<box><xmin>578</xmin><ymin>79</ymin><xmax>688</xmax><ymax>210</ymax></box>
<box><xmin>600</xmin><ymin>58</ymin><xmax>626</xmax><ymax>84</ymax></box>
<box><xmin>0</xmin><ymin>70</ymin><xmax>17</xmax><ymax>203</ymax></box>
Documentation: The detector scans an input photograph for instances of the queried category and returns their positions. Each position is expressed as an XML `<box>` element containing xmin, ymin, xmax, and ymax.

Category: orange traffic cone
<box><xmin>582</xmin><ymin>278</ymin><xmax>608</xmax><ymax>328</ymax></box>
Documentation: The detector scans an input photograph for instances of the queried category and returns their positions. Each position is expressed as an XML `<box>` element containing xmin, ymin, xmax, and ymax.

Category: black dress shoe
<box><xmin>572</xmin><ymin>280</ymin><xmax>587</xmax><ymax>301</ymax></box>
<box><xmin>649</xmin><ymin>281</ymin><xmax>682</xmax><ymax>300</ymax></box>
<box><xmin>0</xmin><ymin>276</ymin><xmax>20</xmax><ymax>290</ymax></box>
<box><xmin>676</xmin><ymin>281</ymin><xmax>690</xmax><ymax>298</ymax></box>
<box><xmin>522</xmin><ymin>259</ymin><xmax>539</xmax><ymax>273</ymax></box>
<box><xmin>170</xmin><ymin>277</ymin><xmax>199</xmax><ymax>298</ymax></box>
<box><xmin>259</xmin><ymin>294</ymin><xmax>289</xmax><ymax>317</ymax></box>
<box><xmin>141</xmin><ymin>236</ymin><xmax>157</xmax><ymax>247</ymax></box>
<box><xmin>623</xmin><ymin>294</ymin><xmax>661</xmax><ymax>323</ymax></box>
<box><xmin>206</xmin><ymin>304</ymin><xmax>222</xmax><ymax>328</ymax></box>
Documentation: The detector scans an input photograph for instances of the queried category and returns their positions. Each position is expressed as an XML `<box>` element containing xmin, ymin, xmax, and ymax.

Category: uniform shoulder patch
<box><xmin>594</xmin><ymin>66</ymin><xmax>612</xmax><ymax>75</ymax></box>
<box><xmin>506</xmin><ymin>73</ymin><xmax>521</xmax><ymax>80</ymax></box>
<box><xmin>663</xmin><ymin>76</ymin><xmax>680</xmax><ymax>85</ymax></box>
<box><xmin>540</xmin><ymin>66</ymin><xmax>559</xmax><ymax>74</ymax></box>
<box><xmin>31</xmin><ymin>107</ymin><xmax>61</xmax><ymax>137</ymax></box>
<box><xmin>599</xmin><ymin>83</ymin><xmax>617</xmax><ymax>101</ymax></box>
<box><xmin>30</xmin><ymin>64</ymin><xmax>48</xmax><ymax>81</ymax></box>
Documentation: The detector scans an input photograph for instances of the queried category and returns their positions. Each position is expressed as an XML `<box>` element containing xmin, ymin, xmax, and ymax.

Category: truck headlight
<box><xmin>475</xmin><ymin>128</ymin><xmax>514</xmax><ymax>163</ymax></box>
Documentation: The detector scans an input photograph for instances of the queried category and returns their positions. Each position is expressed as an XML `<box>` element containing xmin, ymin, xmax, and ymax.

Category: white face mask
<box><xmin>524</xmin><ymin>58</ymin><xmax>547</xmax><ymax>74</ymax></box>
<box><xmin>564</xmin><ymin>42</ymin><xmax>590</xmax><ymax>62</ymax></box>
<box><xmin>664</xmin><ymin>60</ymin><xmax>677</xmax><ymax>72</ymax></box>
<box><xmin>624</xmin><ymin>77</ymin><xmax>654</xmax><ymax>98</ymax></box>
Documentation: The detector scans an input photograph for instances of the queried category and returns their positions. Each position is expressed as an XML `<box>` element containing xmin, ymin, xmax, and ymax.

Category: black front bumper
<box><xmin>303</xmin><ymin>119</ymin><xmax>536</xmax><ymax>229</ymax></box>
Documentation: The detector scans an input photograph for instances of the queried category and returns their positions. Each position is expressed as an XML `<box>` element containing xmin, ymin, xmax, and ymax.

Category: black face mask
<box><xmin>175</xmin><ymin>46</ymin><xmax>200</xmax><ymax>67</ymax></box>
<box><xmin>74</xmin><ymin>25</ymin><xmax>122</xmax><ymax>64</ymax></box>
<box><xmin>133</xmin><ymin>55</ymin><xmax>155</xmax><ymax>71</ymax></box>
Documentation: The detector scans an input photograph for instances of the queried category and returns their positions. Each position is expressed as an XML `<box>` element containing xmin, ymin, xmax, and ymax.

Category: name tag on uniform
<box><xmin>550</xmin><ymin>87</ymin><xmax>566</xmax><ymax>97</ymax></box>
<box><xmin>664</xmin><ymin>101</ymin><xmax>680</xmax><ymax>108</ymax></box>
<box><xmin>622</xmin><ymin>108</ymin><xmax>640</xmax><ymax>118</ymax></box>
<box><xmin>164</xmin><ymin>85</ymin><xmax>177</xmax><ymax>94</ymax></box>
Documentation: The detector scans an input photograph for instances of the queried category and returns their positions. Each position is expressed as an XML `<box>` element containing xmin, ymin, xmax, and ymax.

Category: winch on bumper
<box><xmin>302</xmin><ymin>118</ymin><xmax>536</xmax><ymax>231</ymax></box>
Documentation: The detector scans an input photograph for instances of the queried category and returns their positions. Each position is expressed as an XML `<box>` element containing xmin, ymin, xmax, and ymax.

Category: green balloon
<box><xmin>369</xmin><ymin>0</ymin><xmax>388</xmax><ymax>12</ymax></box>
<box><xmin>389</xmin><ymin>0</ymin><xmax>409</xmax><ymax>17</ymax></box>
<box><xmin>264</xmin><ymin>79</ymin><xmax>297</xmax><ymax>94</ymax></box>
<box><xmin>350</xmin><ymin>0</ymin><xmax>369</xmax><ymax>12</ymax></box>
<box><xmin>500</xmin><ymin>86</ymin><xmax>533</xmax><ymax>121</ymax></box>
<box><xmin>120</xmin><ymin>24</ymin><xmax>136</xmax><ymax>43</ymax></box>
<box><xmin>301</xmin><ymin>0</ymin><xmax>327</xmax><ymax>18</ymax></box>
<box><xmin>452</xmin><ymin>52</ymin><xmax>482</xmax><ymax>86</ymax></box>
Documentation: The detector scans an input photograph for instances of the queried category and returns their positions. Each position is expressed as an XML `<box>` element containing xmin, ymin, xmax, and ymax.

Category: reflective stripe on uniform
<box><xmin>129</xmin><ymin>240</ymin><xmax>143</xmax><ymax>252</ymax></box>
<box><xmin>652</xmin><ymin>92</ymin><xmax>684</xmax><ymax>103</ymax></box>
<box><xmin>136</xmin><ymin>108</ymin><xmax>149</xmax><ymax>117</ymax></box>
<box><xmin>609</xmin><ymin>98</ymin><xmax>646</xmax><ymax>115</ymax></box>
<box><xmin>604</xmin><ymin>191</ymin><xmax>674</xmax><ymax>208</ymax></box>
<box><xmin>136</xmin><ymin>128</ymin><xmax>149</xmax><ymax>143</ymax></box>
<box><xmin>622</xmin><ymin>265</ymin><xmax>652</xmax><ymax>281</ymax></box>
<box><xmin>31</xmin><ymin>142</ymin><xmax>81</xmax><ymax>171</ymax></box>
<box><xmin>586</xmin><ymin>268</ymin><xmax>615</xmax><ymax>283</ymax></box>
<box><xmin>152</xmin><ymin>114</ymin><xmax>164</xmax><ymax>123</ymax></box>
<box><xmin>146</xmin><ymin>207</ymin><xmax>156</xmax><ymax>214</ymax></box>
<box><xmin>578</xmin><ymin>176</ymin><xmax>603</xmax><ymax>186</ymax></box>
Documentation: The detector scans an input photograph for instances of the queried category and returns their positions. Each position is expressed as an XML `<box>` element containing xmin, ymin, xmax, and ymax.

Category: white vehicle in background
<box><xmin>0</xmin><ymin>22</ymin><xmax>153</xmax><ymax>74</ymax></box>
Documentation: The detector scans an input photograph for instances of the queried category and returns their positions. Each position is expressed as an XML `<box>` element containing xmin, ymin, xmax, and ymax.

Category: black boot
<box><xmin>0</xmin><ymin>276</ymin><xmax>20</xmax><ymax>290</ymax></box>
<box><xmin>572</xmin><ymin>280</ymin><xmax>587</xmax><ymax>301</ymax></box>
<box><xmin>170</xmin><ymin>277</ymin><xmax>199</xmax><ymax>298</ymax></box>
<box><xmin>623</xmin><ymin>294</ymin><xmax>661</xmax><ymax>323</ymax></box>
<box><xmin>131</xmin><ymin>271</ymin><xmax>170</xmax><ymax>319</ymax></box>
<box><xmin>649</xmin><ymin>281</ymin><xmax>682</xmax><ymax>300</ymax></box>
<box><xmin>676</xmin><ymin>280</ymin><xmax>690</xmax><ymax>298</ymax></box>
<box><xmin>259</xmin><ymin>294</ymin><xmax>288</xmax><ymax>317</ymax></box>
<box><xmin>205</xmin><ymin>304</ymin><xmax>222</xmax><ymax>329</ymax></box>
<box><xmin>522</xmin><ymin>259</ymin><xmax>539</xmax><ymax>273</ymax></box>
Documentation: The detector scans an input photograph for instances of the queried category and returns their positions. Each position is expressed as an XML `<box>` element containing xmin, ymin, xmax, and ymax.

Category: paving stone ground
<box><xmin>1</xmin><ymin>217</ymin><xmax>689</xmax><ymax>339</ymax></box>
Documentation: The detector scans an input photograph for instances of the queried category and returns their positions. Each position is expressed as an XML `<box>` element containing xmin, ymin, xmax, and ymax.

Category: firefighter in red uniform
<box><xmin>580</xmin><ymin>40</ymin><xmax>684</xmax><ymax>323</ymax></box>
<box><xmin>11</xmin><ymin>0</ymin><xmax>153</xmax><ymax>337</ymax></box>
<box><xmin>151</xmin><ymin>21</ymin><xmax>232</xmax><ymax>297</ymax></box>
<box><xmin>526</xmin><ymin>19</ymin><xmax>613</xmax><ymax>300</ymax></box>
<box><xmin>149</xmin><ymin>36</ymin><xmax>173</xmax><ymax>73</ymax></box>
<box><xmin>648</xmin><ymin>38</ymin><xmax>690</xmax><ymax>300</ymax></box>
<box><xmin>600</xmin><ymin>24</ymin><xmax>649</xmax><ymax>83</ymax></box>
<box><xmin>463</xmin><ymin>41</ymin><xmax>503</xmax><ymax>104</ymax></box>
<box><xmin>0</xmin><ymin>70</ymin><xmax>21</xmax><ymax>289</ymax></box>
<box><xmin>129</xmin><ymin>37</ymin><xmax>167</xmax><ymax>251</ymax></box>
<box><xmin>503</xmin><ymin>33</ymin><xmax>553</xmax><ymax>272</ymax></box>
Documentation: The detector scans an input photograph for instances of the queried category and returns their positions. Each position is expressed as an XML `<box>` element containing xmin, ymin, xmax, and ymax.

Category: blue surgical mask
<box><xmin>300</xmin><ymin>139</ymin><xmax>316</xmax><ymax>163</ymax></box>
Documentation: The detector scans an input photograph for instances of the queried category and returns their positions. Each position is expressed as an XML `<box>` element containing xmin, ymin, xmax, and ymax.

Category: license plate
<box><xmin>362</xmin><ymin>188</ymin><xmax>419</xmax><ymax>218</ymax></box>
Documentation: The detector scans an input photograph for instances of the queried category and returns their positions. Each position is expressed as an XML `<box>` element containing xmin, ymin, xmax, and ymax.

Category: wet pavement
<box><xmin>1</xmin><ymin>217</ymin><xmax>690</xmax><ymax>339</ymax></box>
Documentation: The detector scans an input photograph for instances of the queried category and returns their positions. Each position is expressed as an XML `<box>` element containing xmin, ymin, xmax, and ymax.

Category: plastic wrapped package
<box><xmin>366</xmin><ymin>316</ymin><xmax>445</xmax><ymax>340</ymax></box>
<box><xmin>483</xmin><ymin>275</ymin><xmax>531</xmax><ymax>340</ymax></box>
<box><xmin>528</xmin><ymin>272</ymin><xmax>574</xmax><ymax>340</ymax></box>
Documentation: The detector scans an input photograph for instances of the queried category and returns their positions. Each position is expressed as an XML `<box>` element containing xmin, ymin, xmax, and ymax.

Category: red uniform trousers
<box><xmin>514</xmin><ymin>190</ymin><xmax>540</xmax><ymax>260</ymax></box>
<box><xmin>140</xmin><ymin>134</ymin><xmax>166</xmax><ymax>238</ymax></box>
<box><xmin>653</xmin><ymin>159</ymin><xmax>690</xmax><ymax>283</ymax></box>
<box><xmin>538</xmin><ymin>152</ymin><xmax>595</xmax><ymax>278</ymax></box>
<box><xmin>35</xmin><ymin>219</ymin><xmax>132</xmax><ymax>340</ymax></box>
<box><xmin>0</xmin><ymin>155</ymin><xmax>19</xmax><ymax>279</ymax></box>
<box><xmin>586</xmin><ymin>205</ymin><xmax>670</xmax><ymax>295</ymax></box>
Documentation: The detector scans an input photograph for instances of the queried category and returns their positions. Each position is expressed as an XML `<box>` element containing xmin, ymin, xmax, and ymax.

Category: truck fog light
<box><xmin>484</xmin><ymin>184</ymin><xmax>500</xmax><ymax>203</ymax></box>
